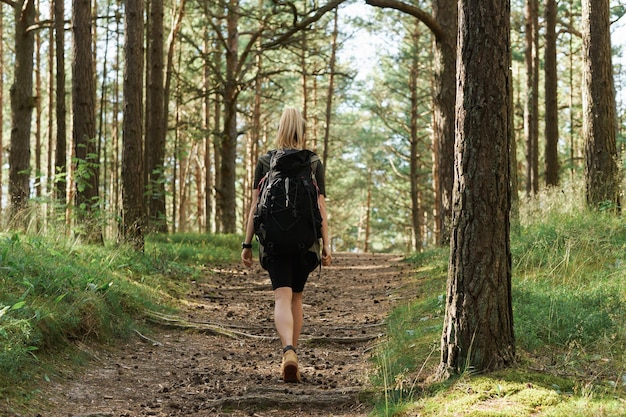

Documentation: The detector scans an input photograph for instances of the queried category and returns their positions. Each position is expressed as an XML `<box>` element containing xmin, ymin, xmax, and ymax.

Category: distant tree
<box><xmin>524</xmin><ymin>0</ymin><xmax>539</xmax><ymax>196</ymax></box>
<box><xmin>437</xmin><ymin>0</ymin><xmax>515</xmax><ymax>378</ymax></box>
<box><xmin>582</xmin><ymin>0</ymin><xmax>621</xmax><ymax>210</ymax></box>
<box><xmin>544</xmin><ymin>0</ymin><xmax>560</xmax><ymax>186</ymax></box>
<box><xmin>0</xmin><ymin>6</ymin><xmax>4</xmax><ymax>218</ymax></box>
<box><xmin>8</xmin><ymin>0</ymin><xmax>36</xmax><ymax>226</ymax></box>
<box><xmin>365</xmin><ymin>0</ymin><xmax>457</xmax><ymax>246</ymax></box>
<box><xmin>54</xmin><ymin>0</ymin><xmax>67</xmax><ymax>205</ymax></box>
<box><xmin>207</xmin><ymin>0</ymin><xmax>346</xmax><ymax>233</ymax></box>
<box><xmin>73</xmin><ymin>0</ymin><xmax>102</xmax><ymax>243</ymax></box>
<box><xmin>121</xmin><ymin>0</ymin><xmax>145</xmax><ymax>250</ymax></box>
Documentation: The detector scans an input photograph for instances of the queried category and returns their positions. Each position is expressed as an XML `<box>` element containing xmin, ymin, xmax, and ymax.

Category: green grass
<box><xmin>0</xmin><ymin>231</ymin><xmax>242</xmax><ymax>408</ymax></box>
<box><xmin>371</xmin><ymin>189</ymin><xmax>626</xmax><ymax>416</ymax></box>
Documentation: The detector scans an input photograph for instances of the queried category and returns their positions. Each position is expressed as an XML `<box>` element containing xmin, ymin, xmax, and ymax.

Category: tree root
<box><xmin>144</xmin><ymin>310</ymin><xmax>384</xmax><ymax>344</ymax></box>
<box><xmin>202</xmin><ymin>386</ymin><xmax>369</xmax><ymax>409</ymax></box>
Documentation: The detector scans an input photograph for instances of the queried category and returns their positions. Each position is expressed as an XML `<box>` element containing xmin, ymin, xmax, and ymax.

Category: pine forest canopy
<box><xmin>0</xmin><ymin>0</ymin><xmax>624</xmax><ymax>253</ymax></box>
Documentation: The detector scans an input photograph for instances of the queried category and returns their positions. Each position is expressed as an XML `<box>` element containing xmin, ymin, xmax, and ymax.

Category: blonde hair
<box><xmin>275</xmin><ymin>107</ymin><xmax>306</xmax><ymax>149</ymax></box>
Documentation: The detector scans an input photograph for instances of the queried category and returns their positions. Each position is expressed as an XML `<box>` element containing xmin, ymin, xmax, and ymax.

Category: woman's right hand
<box><xmin>321</xmin><ymin>245</ymin><xmax>332</xmax><ymax>266</ymax></box>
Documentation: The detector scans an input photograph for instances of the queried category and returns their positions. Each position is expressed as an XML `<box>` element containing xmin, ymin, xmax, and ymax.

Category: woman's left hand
<box><xmin>242</xmin><ymin>248</ymin><xmax>253</xmax><ymax>267</ymax></box>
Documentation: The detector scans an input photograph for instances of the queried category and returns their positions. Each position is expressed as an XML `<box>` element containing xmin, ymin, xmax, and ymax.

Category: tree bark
<box><xmin>145</xmin><ymin>0</ymin><xmax>168</xmax><ymax>233</ymax></box>
<box><xmin>121</xmin><ymin>0</ymin><xmax>145</xmax><ymax>250</ymax></box>
<box><xmin>54</xmin><ymin>0</ymin><xmax>67</xmax><ymax>206</ymax></box>
<box><xmin>544</xmin><ymin>0</ymin><xmax>559</xmax><ymax>187</ymax></box>
<box><xmin>524</xmin><ymin>0</ymin><xmax>539</xmax><ymax>196</ymax></box>
<box><xmin>73</xmin><ymin>0</ymin><xmax>102</xmax><ymax>243</ymax></box>
<box><xmin>437</xmin><ymin>0</ymin><xmax>515</xmax><ymax>378</ymax></box>
<box><xmin>582</xmin><ymin>0</ymin><xmax>621</xmax><ymax>209</ymax></box>
<box><xmin>432</xmin><ymin>0</ymin><xmax>456</xmax><ymax>245</ymax></box>
<box><xmin>0</xmin><ymin>6</ymin><xmax>4</xmax><ymax>217</ymax></box>
<box><xmin>219</xmin><ymin>0</ymin><xmax>239</xmax><ymax>233</ymax></box>
<box><xmin>9</xmin><ymin>0</ymin><xmax>36</xmax><ymax>226</ymax></box>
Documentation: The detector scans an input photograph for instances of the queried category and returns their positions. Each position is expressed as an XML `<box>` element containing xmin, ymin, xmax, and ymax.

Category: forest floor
<box><xmin>30</xmin><ymin>252</ymin><xmax>414</xmax><ymax>417</ymax></box>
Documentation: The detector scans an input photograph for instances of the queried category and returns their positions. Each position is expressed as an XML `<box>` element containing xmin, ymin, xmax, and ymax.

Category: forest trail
<box><xmin>36</xmin><ymin>252</ymin><xmax>414</xmax><ymax>417</ymax></box>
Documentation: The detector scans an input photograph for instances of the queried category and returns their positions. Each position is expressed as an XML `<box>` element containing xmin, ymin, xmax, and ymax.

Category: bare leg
<box><xmin>274</xmin><ymin>287</ymin><xmax>294</xmax><ymax>348</ymax></box>
<box><xmin>291</xmin><ymin>292</ymin><xmax>303</xmax><ymax>348</ymax></box>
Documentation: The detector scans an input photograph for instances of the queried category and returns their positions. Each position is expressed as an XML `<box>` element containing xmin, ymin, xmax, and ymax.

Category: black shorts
<box><xmin>263</xmin><ymin>252</ymin><xmax>320</xmax><ymax>292</ymax></box>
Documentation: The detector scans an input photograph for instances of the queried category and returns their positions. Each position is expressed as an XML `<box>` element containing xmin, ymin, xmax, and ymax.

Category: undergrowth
<box><xmin>372</xmin><ymin>188</ymin><xmax>626</xmax><ymax>416</ymax></box>
<box><xmin>0</xmin><ymin>231</ymin><xmax>241</xmax><ymax>407</ymax></box>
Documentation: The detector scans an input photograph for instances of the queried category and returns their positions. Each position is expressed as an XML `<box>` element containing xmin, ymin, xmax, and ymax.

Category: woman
<box><xmin>241</xmin><ymin>107</ymin><xmax>332</xmax><ymax>383</ymax></box>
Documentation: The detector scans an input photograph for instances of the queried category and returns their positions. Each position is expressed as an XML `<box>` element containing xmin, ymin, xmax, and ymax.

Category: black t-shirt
<box><xmin>253</xmin><ymin>151</ymin><xmax>326</xmax><ymax>196</ymax></box>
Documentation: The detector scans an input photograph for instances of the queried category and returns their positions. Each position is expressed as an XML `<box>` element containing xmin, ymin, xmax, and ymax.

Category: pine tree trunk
<box><xmin>54</xmin><ymin>0</ymin><xmax>67</xmax><ymax>206</ymax></box>
<box><xmin>432</xmin><ymin>0</ymin><xmax>457</xmax><ymax>246</ymax></box>
<box><xmin>582</xmin><ymin>0</ymin><xmax>621</xmax><ymax>209</ymax></box>
<box><xmin>322</xmin><ymin>7</ymin><xmax>339</xmax><ymax>168</ymax></box>
<box><xmin>122</xmin><ymin>0</ymin><xmax>145</xmax><ymax>250</ymax></box>
<box><xmin>0</xmin><ymin>6</ymin><xmax>4</xmax><ymax>218</ymax></box>
<box><xmin>145</xmin><ymin>0</ymin><xmax>168</xmax><ymax>233</ymax></box>
<box><xmin>524</xmin><ymin>0</ymin><xmax>539</xmax><ymax>196</ymax></box>
<box><xmin>9</xmin><ymin>0</ymin><xmax>36</xmax><ymax>225</ymax></box>
<box><xmin>73</xmin><ymin>0</ymin><xmax>102</xmax><ymax>243</ymax></box>
<box><xmin>409</xmin><ymin>23</ymin><xmax>422</xmax><ymax>252</ymax></box>
<box><xmin>437</xmin><ymin>0</ymin><xmax>515</xmax><ymax>379</ymax></box>
<box><xmin>544</xmin><ymin>0</ymin><xmax>560</xmax><ymax>187</ymax></box>
<box><xmin>219</xmin><ymin>0</ymin><xmax>239</xmax><ymax>233</ymax></box>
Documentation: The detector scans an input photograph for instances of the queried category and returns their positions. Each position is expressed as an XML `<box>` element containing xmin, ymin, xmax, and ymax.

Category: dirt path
<box><xmin>36</xmin><ymin>253</ymin><xmax>412</xmax><ymax>416</ymax></box>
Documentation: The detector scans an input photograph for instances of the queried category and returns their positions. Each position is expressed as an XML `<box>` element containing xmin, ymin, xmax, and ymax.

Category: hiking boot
<box><xmin>281</xmin><ymin>347</ymin><xmax>301</xmax><ymax>383</ymax></box>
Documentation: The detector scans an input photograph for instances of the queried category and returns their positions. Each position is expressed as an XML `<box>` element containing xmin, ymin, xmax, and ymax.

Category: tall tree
<box><xmin>144</xmin><ymin>0</ymin><xmax>168</xmax><ymax>233</ymax></box>
<box><xmin>408</xmin><ymin>22</ymin><xmax>424</xmax><ymax>251</ymax></box>
<box><xmin>524</xmin><ymin>0</ymin><xmax>539</xmax><ymax>196</ymax></box>
<box><xmin>322</xmin><ymin>7</ymin><xmax>339</xmax><ymax>168</ymax></box>
<box><xmin>437</xmin><ymin>0</ymin><xmax>515</xmax><ymax>378</ymax></box>
<box><xmin>121</xmin><ymin>0</ymin><xmax>145</xmax><ymax>249</ymax></box>
<box><xmin>54</xmin><ymin>0</ymin><xmax>67</xmax><ymax>206</ymax></box>
<box><xmin>582</xmin><ymin>0</ymin><xmax>621</xmax><ymax>209</ymax></box>
<box><xmin>73</xmin><ymin>0</ymin><xmax>102</xmax><ymax>243</ymax></box>
<box><xmin>0</xmin><ymin>5</ymin><xmax>4</xmax><ymax>218</ymax></box>
<box><xmin>365</xmin><ymin>0</ymin><xmax>457</xmax><ymax>246</ymax></box>
<box><xmin>8</xmin><ymin>0</ymin><xmax>36</xmax><ymax>226</ymax></box>
<box><xmin>544</xmin><ymin>0</ymin><xmax>559</xmax><ymax>186</ymax></box>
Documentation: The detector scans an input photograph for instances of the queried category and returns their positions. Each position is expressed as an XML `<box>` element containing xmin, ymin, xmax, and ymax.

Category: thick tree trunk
<box><xmin>582</xmin><ymin>0</ymin><xmax>621</xmax><ymax>209</ymax></box>
<box><xmin>544</xmin><ymin>0</ymin><xmax>559</xmax><ymax>187</ymax></box>
<box><xmin>121</xmin><ymin>0</ymin><xmax>145</xmax><ymax>250</ymax></box>
<box><xmin>73</xmin><ymin>0</ymin><xmax>103</xmax><ymax>243</ymax></box>
<box><xmin>437</xmin><ymin>0</ymin><xmax>515</xmax><ymax>379</ymax></box>
<box><xmin>145</xmin><ymin>0</ymin><xmax>168</xmax><ymax>233</ymax></box>
<box><xmin>9</xmin><ymin>0</ymin><xmax>36</xmax><ymax>225</ymax></box>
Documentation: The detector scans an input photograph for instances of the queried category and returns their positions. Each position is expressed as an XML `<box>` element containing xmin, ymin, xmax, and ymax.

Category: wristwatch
<box><xmin>241</xmin><ymin>242</ymin><xmax>253</xmax><ymax>249</ymax></box>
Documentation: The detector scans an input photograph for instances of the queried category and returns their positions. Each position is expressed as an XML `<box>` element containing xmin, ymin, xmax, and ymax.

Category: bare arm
<box><xmin>241</xmin><ymin>191</ymin><xmax>258</xmax><ymax>267</ymax></box>
<box><xmin>318</xmin><ymin>194</ymin><xmax>332</xmax><ymax>266</ymax></box>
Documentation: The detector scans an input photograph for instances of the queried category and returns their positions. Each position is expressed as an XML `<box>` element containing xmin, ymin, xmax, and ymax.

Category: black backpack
<box><xmin>253</xmin><ymin>149</ymin><xmax>322</xmax><ymax>258</ymax></box>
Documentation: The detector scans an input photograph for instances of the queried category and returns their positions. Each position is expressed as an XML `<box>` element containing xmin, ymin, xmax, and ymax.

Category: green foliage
<box><xmin>371</xmin><ymin>193</ymin><xmax>626</xmax><ymax>416</ymax></box>
<box><xmin>145</xmin><ymin>233</ymin><xmax>242</xmax><ymax>265</ymax></box>
<box><xmin>0</xmin><ymin>231</ymin><xmax>241</xmax><ymax>399</ymax></box>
